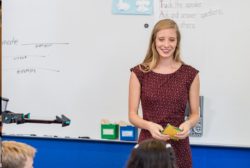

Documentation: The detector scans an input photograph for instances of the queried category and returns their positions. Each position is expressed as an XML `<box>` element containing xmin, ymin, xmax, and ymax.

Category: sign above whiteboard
<box><xmin>112</xmin><ymin>0</ymin><xmax>153</xmax><ymax>15</ymax></box>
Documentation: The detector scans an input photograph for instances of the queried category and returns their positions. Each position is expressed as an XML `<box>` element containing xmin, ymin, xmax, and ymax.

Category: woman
<box><xmin>128</xmin><ymin>19</ymin><xmax>200</xmax><ymax>168</ymax></box>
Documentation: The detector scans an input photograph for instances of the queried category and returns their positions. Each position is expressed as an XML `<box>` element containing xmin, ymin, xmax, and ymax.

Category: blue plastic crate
<box><xmin>120</xmin><ymin>126</ymin><xmax>138</xmax><ymax>141</ymax></box>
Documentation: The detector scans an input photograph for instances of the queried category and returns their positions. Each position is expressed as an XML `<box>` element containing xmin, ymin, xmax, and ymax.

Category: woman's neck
<box><xmin>154</xmin><ymin>58</ymin><xmax>181</xmax><ymax>74</ymax></box>
<box><xmin>158</xmin><ymin>57</ymin><xmax>178</xmax><ymax>67</ymax></box>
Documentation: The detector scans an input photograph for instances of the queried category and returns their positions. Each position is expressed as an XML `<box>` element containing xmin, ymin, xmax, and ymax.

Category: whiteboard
<box><xmin>155</xmin><ymin>0</ymin><xmax>250</xmax><ymax>148</ymax></box>
<box><xmin>2</xmin><ymin>0</ymin><xmax>154</xmax><ymax>139</ymax></box>
<box><xmin>3</xmin><ymin>0</ymin><xmax>250</xmax><ymax>148</ymax></box>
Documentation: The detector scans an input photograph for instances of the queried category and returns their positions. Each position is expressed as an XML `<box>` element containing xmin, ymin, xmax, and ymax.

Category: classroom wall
<box><xmin>2</xmin><ymin>0</ymin><xmax>154</xmax><ymax>139</ymax></box>
<box><xmin>3</xmin><ymin>136</ymin><xmax>250</xmax><ymax>168</ymax></box>
<box><xmin>3</xmin><ymin>0</ymin><xmax>250</xmax><ymax>148</ymax></box>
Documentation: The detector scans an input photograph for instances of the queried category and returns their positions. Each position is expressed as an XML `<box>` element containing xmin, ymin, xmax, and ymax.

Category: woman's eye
<box><xmin>169</xmin><ymin>38</ymin><xmax>176</xmax><ymax>42</ymax></box>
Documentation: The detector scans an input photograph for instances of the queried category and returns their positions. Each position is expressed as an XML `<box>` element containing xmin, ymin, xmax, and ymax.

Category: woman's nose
<box><xmin>163</xmin><ymin>40</ymin><xmax>170</xmax><ymax>47</ymax></box>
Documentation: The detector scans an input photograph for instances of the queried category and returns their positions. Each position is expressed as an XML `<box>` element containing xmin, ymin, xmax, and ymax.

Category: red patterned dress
<box><xmin>131</xmin><ymin>64</ymin><xmax>199</xmax><ymax>168</ymax></box>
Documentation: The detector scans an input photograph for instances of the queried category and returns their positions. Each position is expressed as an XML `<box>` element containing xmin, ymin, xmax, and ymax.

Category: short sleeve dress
<box><xmin>130</xmin><ymin>64</ymin><xmax>199</xmax><ymax>168</ymax></box>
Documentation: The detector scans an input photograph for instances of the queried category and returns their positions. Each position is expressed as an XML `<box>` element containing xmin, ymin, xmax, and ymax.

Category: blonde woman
<box><xmin>129</xmin><ymin>19</ymin><xmax>200</xmax><ymax>168</ymax></box>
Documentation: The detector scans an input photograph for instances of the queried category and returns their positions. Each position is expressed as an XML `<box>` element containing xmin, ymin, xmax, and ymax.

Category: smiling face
<box><xmin>142</xmin><ymin>19</ymin><xmax>181</xmax><ymax>71</ymax></box>
<box><xmin>155</xmin><ymin>28</ymin><xmax>178</xmax><ymax>60</ymax></box>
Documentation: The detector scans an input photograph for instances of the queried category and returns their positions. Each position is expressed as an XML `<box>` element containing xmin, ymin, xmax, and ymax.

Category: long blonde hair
<box><xmin>140</xmin><ymin>19</ymin><xmax>182</xmax><ymax>72</ymax></box>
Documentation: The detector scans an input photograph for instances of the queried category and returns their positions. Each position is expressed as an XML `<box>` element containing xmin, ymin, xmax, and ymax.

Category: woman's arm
<box><xmin>177</xmin><ymin>74</ymin><xmax>200</xmax><ymax>139</ymax></box>
<box><xmin>186</xmin><ymin>74</ymin><xmax>200</xmax><ymax>127</ymax></box>
<box><xmin>128</xmin><ymin>72</ymin><xmax>150</xmax><ymax>129</ymax></box>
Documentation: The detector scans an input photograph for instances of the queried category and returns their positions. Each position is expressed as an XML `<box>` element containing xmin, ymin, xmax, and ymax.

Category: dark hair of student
<box><xmin>126</xmin><ymin>139</ymin><xmax>177</xmax><ymax>168</ymax></box>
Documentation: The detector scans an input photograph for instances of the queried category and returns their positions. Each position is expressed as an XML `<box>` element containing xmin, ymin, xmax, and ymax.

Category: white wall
<box><xmin>2</xmin><ymin>0</ymin><xmax>154</xmax><ymax>139</ymax></box>
<box><xmin>3</xmin><ymin>0</ymin><xmax>250</xmax><ymax>147</ymax></box>
<box><xmin>155</xmin><ymin>0</ymin><xmax>250</xmax><ymax>147</ymax></box>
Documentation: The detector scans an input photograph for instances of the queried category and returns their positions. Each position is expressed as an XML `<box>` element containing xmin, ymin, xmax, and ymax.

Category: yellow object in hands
<box><xmin>162</xmin><ymin>124</ymin><xmax>182</xmax><ymax>140</ymax></box>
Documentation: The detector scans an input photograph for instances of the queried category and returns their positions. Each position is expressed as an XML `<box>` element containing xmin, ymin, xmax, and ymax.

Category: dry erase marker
<box><xmin>78</xmin><ymin>136</ymin><xmax>90</xmax><ymax>139</ymax></box>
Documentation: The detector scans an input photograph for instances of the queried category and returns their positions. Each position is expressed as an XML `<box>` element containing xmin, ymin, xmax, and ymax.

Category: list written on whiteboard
<box><xmin>2</xmin><ymin>37</ymin><xmax>70</xmax><ymax>75</ymax></box>
<box><xmin>154</xmin><ymin>0</ymin><xmax>224</xmax><ymax>29</ymax></box>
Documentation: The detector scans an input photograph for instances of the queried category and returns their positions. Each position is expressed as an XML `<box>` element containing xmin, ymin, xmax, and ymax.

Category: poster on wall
<box><xmin>112</xmin><ymin>0</ymin><xmax>153</xmax><ymax>15</ymax></box>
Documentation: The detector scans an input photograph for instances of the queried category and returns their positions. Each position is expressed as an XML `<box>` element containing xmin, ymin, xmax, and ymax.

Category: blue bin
<box><xmin>120</xmin><ymin>126</ymin><xmax>138</xmax><ymax>141</ymax></box>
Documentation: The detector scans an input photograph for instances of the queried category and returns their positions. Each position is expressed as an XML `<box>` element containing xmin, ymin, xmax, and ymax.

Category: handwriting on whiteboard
<box><xmin>3</xmin><ymin>37</ymin><xmax>69</xmax><ymax>75</ymax></box>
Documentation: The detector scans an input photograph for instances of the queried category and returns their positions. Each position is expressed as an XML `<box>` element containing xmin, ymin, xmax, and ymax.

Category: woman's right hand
<box><xmin>147</xmin><ymin>122</ymin><xmax>170</xmax><ymax>141</ymax></box>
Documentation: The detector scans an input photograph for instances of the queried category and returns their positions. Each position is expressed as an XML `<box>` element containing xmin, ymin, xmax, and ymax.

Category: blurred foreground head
<box><xmin>2</xmin><ymin>141</ymin><xmax>36</xmax><ymax>168</ymax></box>
<box><xmin>126</xmin><ymin>139</ymin><xmax>177</xmax><ymax>168</ymax></box>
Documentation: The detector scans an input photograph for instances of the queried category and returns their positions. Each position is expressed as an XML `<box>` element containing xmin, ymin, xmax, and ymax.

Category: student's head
<box><xmin>2</xmin><ymin>141</ymin><xmax>36</xmax><ymax>168</ymax></box>
<box><xmin>126</xmin><ymin>139</ymin><xmax>177</xmax><ymax>168</ymax></box>
<box><xmin>142</xmin><ymin>19</ymin><xmax>181</xmax><ymax>71</ymax></box>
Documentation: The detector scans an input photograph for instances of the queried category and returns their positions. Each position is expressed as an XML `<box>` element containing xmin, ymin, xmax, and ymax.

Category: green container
<box><xmin>101</xmin><ymin>124</ymin><xmax>119</xmax><ymax>139</ymax></box>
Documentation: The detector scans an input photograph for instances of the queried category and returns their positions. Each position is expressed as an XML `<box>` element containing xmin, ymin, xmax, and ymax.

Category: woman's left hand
<box><xmin>175</xmin><ymin>121</ymin><xmax>191</xmax><ymax>139</ymax></box>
